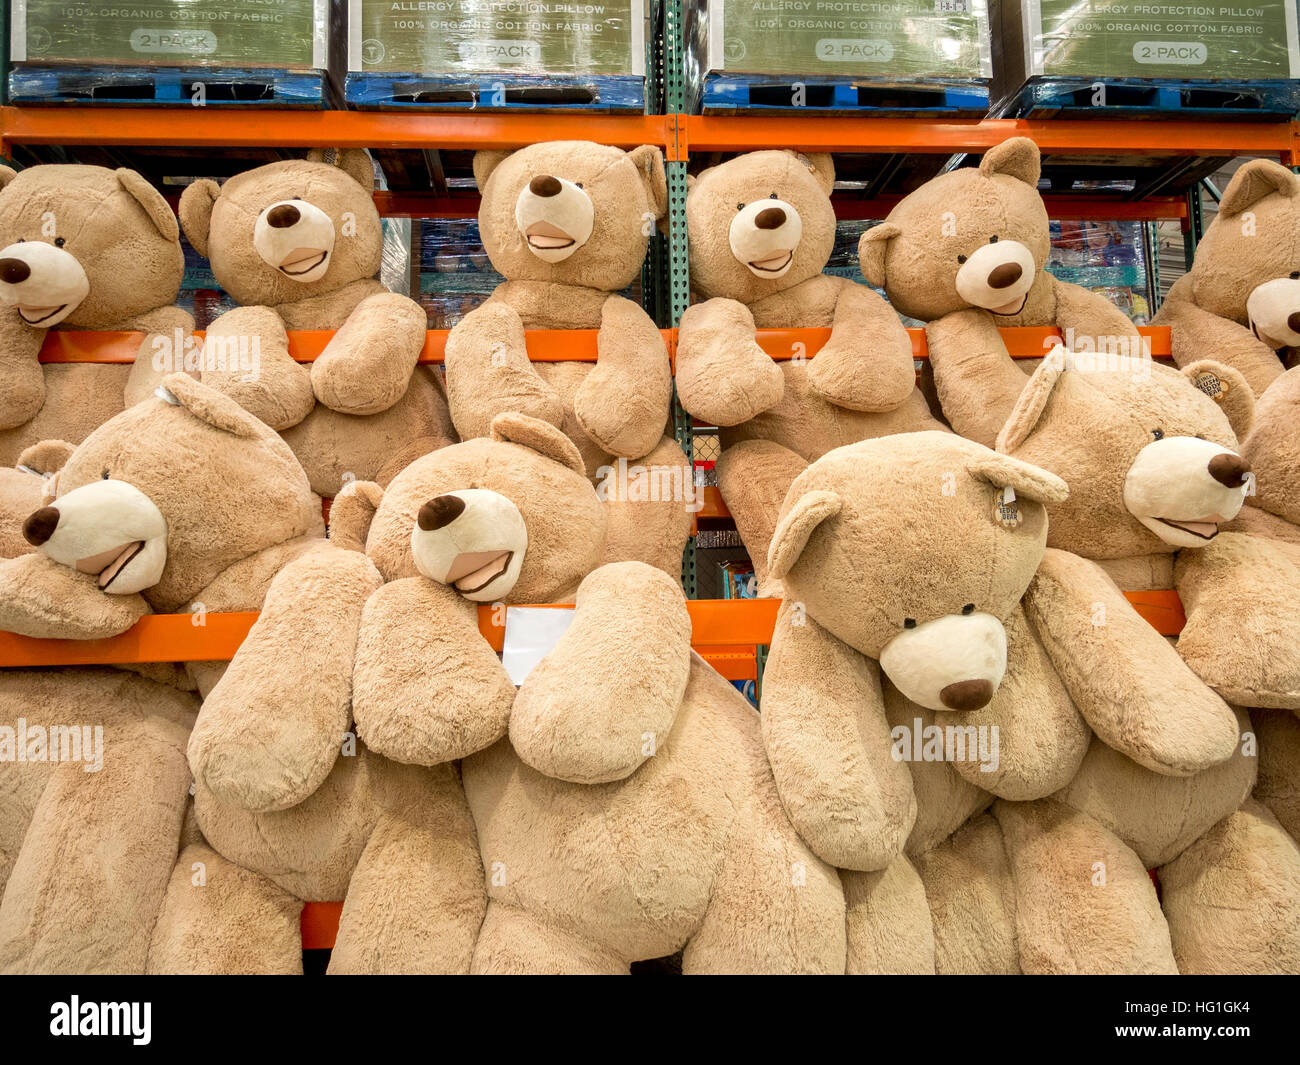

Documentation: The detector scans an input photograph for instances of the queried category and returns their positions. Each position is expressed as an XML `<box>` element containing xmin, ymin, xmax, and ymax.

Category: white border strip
<box><xmin>1285</xmin><ymin>0</ymin><xmax>1300</xmax><ymax>78</ymax></box>
<box><xmin>710</xmin><ymin>0</ymin><xmax>725</xmax><ymax>72</ymax></box>
<box><xmin>12</xmin><ymin>0</ymin><xmax>28</xmax><ymax>63</ymax></box>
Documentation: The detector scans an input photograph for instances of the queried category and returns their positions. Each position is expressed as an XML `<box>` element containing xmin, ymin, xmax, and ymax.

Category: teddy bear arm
<box><xmin>1050</xmin><ymin>276</ymin><xmax>1142</xmax><ymax>350</ymax></box>
<box><xmin>571</xmin><ymin>296</ymin><xmax>672</xmax><ymax>459</ymax></box>
<box><xmin>352</xmin><ymin>576</ymin><xmax>516</xmax><ymax>766</ymax></box>
<box><xmin>121</xmin><ymin>305</ymin><xmax>197</xmax><ymax>409</ymax></box>
<box><xmin>509</xmin><ymin>561</ymin><xmax>692</xmax><ymax>784</ymax></box>
<box><xmin>925</xmin><ymin>309</ymin><xmax>1034</xmax><ymax>448</ymax></box>
<box><xmin>187</xmin><ymin>543</ymin><xmax>383</xmax><ymax>814</ymax></box>
<box><xmin>444</xmin><ymin>300</ymin><xmax>564</xmax><ymax>440</ymax></box>
<box><xmin>199</xmin><ymin>306</ymin><xmax>315</xmax><ymax>431</ymax></box>
<box><xmin>675</xmin><ymin>298</ymin><xmax>784</xmax><ymax>426</ymax></box>
<box><xmin>0</xmin><ymin>310</ymin><xmax>49</xmax><ymax>431</ymax></box>
<box><xmin>760</xmin><ymin>604</ymin><xmax>916</xmax><ymax>871</ymax></box>
<box><xmin>1154</xmin><ymin>291</ymin><xmax>1284</xmax><ymax>398</ymax></box>
<box><xmin>806</xmin><ymin>282</ymin><xmax>916</xmax><ymax>413</ymax></box>
<box><xmin>1023</xmin><ymin>548</ymin><xmax>1240</xmax><ymax>776</ymax></box>
<box><xmin>598</xmin><ymin>435</ymin><xmax>694</xmax><ymax>578</ymax></box>
<box><xmin>309</xmin><ymin>292</ymin><xmax>426</xmax><ymax>416</ymax></box>
<box><xmin>0</xmin><ymin>552</ymin><xmax>150</xmax><ymax>639</ymax></box>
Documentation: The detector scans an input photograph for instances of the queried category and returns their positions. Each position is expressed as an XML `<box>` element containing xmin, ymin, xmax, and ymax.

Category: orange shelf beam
<box><xmin>755</xmin><ymin>325</ymin><xmax>1171</xmax><ymax>361</ymax></box>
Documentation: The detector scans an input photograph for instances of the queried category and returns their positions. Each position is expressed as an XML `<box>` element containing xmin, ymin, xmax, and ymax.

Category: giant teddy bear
<box><xmin>443</xmin><ymin>141</ymin><xmax>691</xmax><ymax>577</ymax></box>
<box><xmin>858</xmin><ymin>137</ymin><xmax>1143</xmax><ymax>450</ymax></box>
<box><xmin>1153</xmin><ymin>158</ymin><xmax>1300</xmax><ymax>397</ymax></box>
<box><xmin>326</xmin><ymin>412</ymin><xmax>846</xmax><ymax>973</ymax></box>
<box><xmin>0</xmin><ymin>163</ymin><xmax>191</xmax><ymax>462</ymax></box>
<box><xmin>0</xmin><ymin>372</ymin><xmax>335</xmax><ymax>972</ymax></box>
<box><xmin>675</xmin><ymin>149</ymin><xmax>942</xmax><ymax>585</ymax></box>
<box><xmin>178</xmin><ymin>150</ymin><xmax>455</xmax><ymax>499</ymax></box>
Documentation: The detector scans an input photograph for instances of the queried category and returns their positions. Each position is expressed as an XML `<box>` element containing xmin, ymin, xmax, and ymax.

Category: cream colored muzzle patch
<box><xmin>514</xmin><ymin>178</ymin><xmax>594</xmax><ymax>263</ymax></box>
<box><xmin>252</xmin><ymin>200</ymin><xmax>336</xmax><ymax>283</ymax></box>
<box><xmin>1124</xmin><ymin>436</ymin><xmax>1249</xmax><ymax>548</ymax></box>
<box><xmin>411</xmin><ymin>488</ymin><xmax>528</xmax><ymax>602</ymax></box>
<box><xmin>955</xmin><ymin>240</ymin><xmax>1036</xmax><ymax>315</ymax></box>
<box><xmin>0</xmin><ymin>240</ymin><xmax>91</xmax><ymax>327</ymax></box>
<box><xmin>878</xmin><ymin>612</ymin><xmax>1008</xmax><ymax>713</ymax></box>
<box><xmin>33</xmin><ymin>479</ymin><xmax>168</xmax><ymax>594</ymax></box>
<box><xmin>729</xmin><ymin>198</ymin><xmax>802</xmax><ymax>280</ymax></box>
<box><xmin>1246</xmin><ymin>276</ymin><xmax>1300</xmax><ymax>349</ymax></box>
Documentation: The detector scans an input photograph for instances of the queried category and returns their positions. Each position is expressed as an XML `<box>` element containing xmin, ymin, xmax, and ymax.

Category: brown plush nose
<box><xmin>22</xmin><ymin>505</ymin><xmax>59</xmax><ymax>547</ymax></box>
<box><xmin>939</xmin><ymin>679</ymin><xmax>994</xmax><ymax>711</ymax></box>
<box><xmin>529</xmin><ymin>175</ymin><xmax>562</xmax><ymax>198</ymax></box>
<box><xmin>418</xmin><ymin>495</ymin><xmax>466</xmax><ymax>532</ymax></box>
<box><xmin>1288</xmin><ymin>311</ymin><xmax>1300</xmax><ymax>334</ymax></box>
<box><xmin>754</xmin><ymin>207</ymin><xmax>786</xmax><ymax>230</ymax></box>
<box><xmin>265</xmin><ymin>204</ymin><xmax>301</xmax><ymax>229</ymax></box>
<box><xmin>1208</xmin><ymin>453</ymin><xmax>1252</xmax><ymax>488</ymax></box>
<box><xmin>987</xmin><ymin>262</ymin><xmax>1023</xmax><ymax>290</ymax></box>
<box><xmin>0</xmin><ymin>257</ymin><xmax>31</xmax><ymax>284</ymax></box>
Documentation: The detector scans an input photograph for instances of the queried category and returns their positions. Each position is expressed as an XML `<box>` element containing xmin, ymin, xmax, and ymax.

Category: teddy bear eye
<box><xmin>101</xmin><ymin>469</ymin><xmax>110</xmax><ymax>480</ymax></box>
<box><xmin>957</xmin><ymin>255</ymin><xmax>968</xmax><ymax>264</ymax></box>
<box><xmin>770</xmin><ymin>192</ymin><xmax>778</xmax><ymax>199</ymax></box>
<box><xmin>574</xmin><ymin>182</ymin><xmax>583</xmax><ymax>189</ymax></box>
<box><xmin>989</xmin><ymin>235</ymin><xmax>999</xmax><ymax>243</ymax></box>
<box><xmin>1152</xmin><ymin>428</ymin><xmax>1165</xmax><ymax>440</ymax></box>
<box><xmin>1291</xmin><ymin>271</ymin><xmax>1299</xmax><ymax>280</ymax></box>
<box><xmin>54</xmin><ymin>237</ymin><xmax>65</xmax><ymax>247</ymax></box>
<box><xmin>962</xmin><ymin>603</ymin><xmax>975</xmax><ymax>615</ymax></box>
<box><xmin>737</xmin><ymin>203</ymin><xmax>746</xmax><ymax>211</ymax></box>
<box><xmin>903</xmin><ymin>618</ymin><xmax>917</xmax><ymax>629</ymax></box>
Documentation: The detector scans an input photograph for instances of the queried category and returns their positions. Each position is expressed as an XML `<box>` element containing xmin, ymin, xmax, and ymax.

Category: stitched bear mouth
<box><xmin>1152</xmin><ymin>517</ymin><xmax>1220</xmax><ymax>541</ymax></box>
<box><xmin>1250</xmin><ymin>319</ymin><xmax>1294</xmax><ymax>352</ymax></box>
<box><xmin>279</xmin><ymin>249</ymin><xmax>329</xmax><ymax>276</ymax></box>
<box><xmin>990</xmin><ymin>293</ymin><xmax>1030</xmax><ymax>317</ymax></box>
<box><xmin>75</xmin><ymin>541</ymin><xmax>146</xmax><ymax>589</ymax></box>
<box><xmin>748</xmin><ymin>251</ymin><xmax>794</xmax><ymax>274</ymax></box>
<box><xmin>18</xmin><ymin>304</ymin><xmax>68</xmax><ymax>325</ymax></box>
<box><xmin>525</xmin><ymin>221</ymin><xmax>576</xmax><ymax>250</ymax></box>
<box><xmin>446</xmin><ymin>550</ymin><xmax>515</xmax><ymax>595</ymax></box>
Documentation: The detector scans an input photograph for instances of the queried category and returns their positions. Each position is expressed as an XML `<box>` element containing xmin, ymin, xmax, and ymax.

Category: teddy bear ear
<box><xmin>784</xmin><ymin>151</ymin><xmax>835</xmax><ymax>196</ymax></box>
<box><xmin>1217</xmin><ymin>159</ymin><xmax>1299</xmax><ymax>217</ymax></box>
<box><xmin>178</xmin><ymin>178</ymin><xmax>221</xmax><ymax>258</ymax></box>
<box><xmin>15</xmin><ymin>439</ymin><xmax>75</xmax><ymax>478</ymax></box>
<box><xmin>857</xmin><ymin>222</ymin><xmax>900</xmax><ymax>288</ymax></box>
<box><xmin>115</xmin><ymin>168</ymin><xmax>179</xmax><ymax>243</ymax></box>
<box><xmin>767</xmin><ymin>489</ymin><xmax>842</xmax><ymax>581</ymax></box>
<box><xmin>627</xmin><ymin>145</ymin><xmax>668</xmax><ymax>220</ymax></box>
<box><xmin>328</xmin><ymin>480</ymin><xmax>384</xmax><ymax>554</ymax></box>
<box><xmin>490</xmin><ymin>411</ymin><xmax>586</xmax><ymax>474</ymax></box>
<box><xmin>473</xmin><ymin>150</ymin><xmax>514</xmax><ymax>192</ymax></box>
<box><xmin>979</xmin><ymin>137</ymin><xmax>1041</xmax><ymax>187</ymax></box>
<box><xmin>1180</xmin><ymin>359</ymin><xmax>1255</xmax><ymax>441</ymax></box>
<box><xmin>304</xmin><ymin>148</ymin><xmax>375</xmax><ymax>191</ymax></box>
<box><xmin>967</xmin><ymin>450</ymin><xmax>1068</xmax><ymax>505</ymax></box>
<box><xmin>154</xmin><ymin>373</ymin><xmax>263</xmax><ymax>438</ymax></box>
<box><xmin>995</xmin><ymin>349</ymin><xmax>1067</xmax><ymax>454</ymax></box>
<box><xmin>0</xmin><ymin>166</ymin><xmax>18</xmax><ymax>191</ymax></box>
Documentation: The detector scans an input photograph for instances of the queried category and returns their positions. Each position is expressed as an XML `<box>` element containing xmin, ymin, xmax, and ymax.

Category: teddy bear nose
<box><xmin>0</xmin><ymin>257</ymin><xmax>32</xmax><ymax>284</ymax></box>
<box><xmin>529</xmin><ymin>175</ymin><xmax>563</xmax><ymax>198</ymax></box>
<box><xmin>1208</xmin><ymin>453</ymin><xmax>1251</xmax><ymax>488</ymax></box>
<box><xmin>22</xmin><ymin>505</ymin><xmax>60</xmax><ymax>547</ymax></box>
<box><xmin>265</xmin><ymin>204</ymin><xmax>301</xmax><ymax>229</ymax></box>
<box><xmin>939</xmin><ymin>679</ymin><xmax>994</xmax><ymax>711</ymax></box>
<box><xmin>754</xmin><ymin>207</ymin><xmax>786</xmax><ymax>230</ymax></box>
<box><xmin>1288</xmin><ymin>311</ymin><xmax>1300</xmax><ymax>334</ymax></box>
<box><xmin>418</xmin><ymin>494</ymin><xmax>467</xmax><ymax>531</ymax></box>
<box><xmin>987</xmin><ymin>262</ymin><xmax>1023</xmax><ymax>289</ymax></box>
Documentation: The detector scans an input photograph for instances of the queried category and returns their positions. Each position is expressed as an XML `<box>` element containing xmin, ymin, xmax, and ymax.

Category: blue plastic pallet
<box><xmin>8</xmin><ymin>65</ymin><xmax>327</xmax><ymax>107</ymax></box>
<box><xmin>997</xmin><ymin>77</ymin><xmax>1300</xmax><ymax>120</ymax></box>
<box><xmin>699</xmin><ymin>73</ymin><xmax>990</xmax><ymax>115</ymax></box>
<box><xmin>346</xmin><ymin>72</ymin><xmax>645</xmax><ymax>112</ymax></box>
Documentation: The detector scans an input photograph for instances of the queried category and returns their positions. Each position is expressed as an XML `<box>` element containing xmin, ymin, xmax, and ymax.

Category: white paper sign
<box><xmin>501</xmin><ymin>606</ymin><xmax>576</xmax><ymax>687</ymax></box>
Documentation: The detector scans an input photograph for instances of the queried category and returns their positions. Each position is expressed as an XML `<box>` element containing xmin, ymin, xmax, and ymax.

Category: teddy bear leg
<box><xmin>843</xmin><ymin>857</ymin><xmax>936</xmax><ymax>975</ymax></box>
<box><xmin>992</xmin><ymin>798</ymin><xmax>1178</xmax><ymax>975</ymax></box>
<box><xmin>146</xmin><ymin>844</ymin><xmax>303</xmax><ymax>975</ymax></box>
<box><xmin>471</xmin><ymin>901</ymin><xmax>627</xmax><ymax>975</ymax></box>
<box><xmin>310</xmin><ymin>292</ymin><xmax>425</xmax><ymax>417</ymax></box>
<box><xmin>715</xmin><ymin>439</ymin><xmax>808</xmax><ymax>596</ymax></box>
<box><xmin>199</xmin><ymin>306</ymin><xmax>315</xmax><ymax>431</ymax></box>
<box><xmin>328</xmin><ymin>799</ymin><xmax>485</xmax><ymax>975</ymax></box>
<box><xmin>1157</xmin><ymin>799</ymin><xmax>1300</xmax><ymax>974</ymax></box>
<box><xmin>598</xmin><ymin>435</ymin><xmax>693</xmax><ymax>578</ymax></box>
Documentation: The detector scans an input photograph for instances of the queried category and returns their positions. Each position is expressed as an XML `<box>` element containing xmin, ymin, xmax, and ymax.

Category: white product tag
<box><xmin>935</xmin><ymin>0</ymin><xmax>969</xmax><ymax>12</ymax></box>
<box><xmin>502</xmin><ymin>606</ymin><xmax>576</xmax><ymax>687</ymax></box>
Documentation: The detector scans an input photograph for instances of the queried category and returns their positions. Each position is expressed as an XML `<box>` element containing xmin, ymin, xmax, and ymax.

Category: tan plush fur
<box><xmin>444</xmin><ymin>141</ymin><xmax>689</xmax><ymax>577</ymax></box>
<box><xmin>0</xmin><ymin>164</ymin><xmax>190</xmax><ymax>462</ymax></box>
<box><xmin>179</xmin><ymin>151</ymin><xmax>455</xmax><ymax>498</ymax></box>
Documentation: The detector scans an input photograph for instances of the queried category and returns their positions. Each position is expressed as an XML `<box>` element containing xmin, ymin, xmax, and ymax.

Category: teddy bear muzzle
<box><xmin>0</xmin><ymin>239</ymin><xmax>91</xmax><ymax>326</ymax></box>
<box><xmin>513</xmin><ymin>174</ymin><xmax>594</xmax><ymax>263</ymax></box>
<box><xmin>954</xmin><ymin>239</ymin><xmax>1037</xmax><ymax>316</ymax></box>
<box><xmin>24</xmin><ymin>478</ymin><xmax>168</xmax><ymax>594</ymax></box>
<box><xmin>251</xmin><ymin>198</ymin><xmax>336</xmax><ymax>283</ymax></box>
<box><xmin>410</xmin><ymin>488</ymin><xmax>529</xmax><ymax>602</ymax></box>
<box><xmin>1123</xmin><ymin>436</ymin><xmax>1252</xmax><ymax>548</ymax></box>
<box><xmin>1246</xmin><ymin>276</ymin><xmax>1300</xmax><ymax>350</ymax></box>
<box><xmin>877</xmin><ymin>611</ymin><xmax>1008</xmax><ymax>712</ymax></box>
<box><xmin>729</xmin><ymin>197</ymin><xmax>804</xmax><ymax>279</ymax></box>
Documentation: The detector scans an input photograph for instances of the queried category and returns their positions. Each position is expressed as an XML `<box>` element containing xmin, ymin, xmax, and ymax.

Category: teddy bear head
<box><xmin>686</xmin><ymin>149</ymin><xmax>837</xmax><ymax>304</ymax></box>
<box><xmin>0</xmin><ymin>163</ymin><xmax>183</xmax><ymax>329</ymax></box>
<box><xmin>361</xmin><ymin>412</ymin><xmax>606</xmax><ymax>603</ymax></box>
<box><xmin>858</xmin><ymin>137</ymin><xmax>1050</xmax><ymax>322</ymax></box>
<box><xmin>20</xmin><ymin>373</ymin><xmax>318</xmax><ymax>611</ymax></box>
<box><xmin>472</xmin><ymin>140</ymin><xmax>667</xmax><ymax>292</ymax></box>
<box><xmin>996</xmin><ymin>352</ymin><xmax>1255</xmax><ymax>559</ymax></box>
<box><xmin>1240</xmin><ymin>364</ymin><xmax>1300</xmax><ymax>526</ymax></box>
<box><xmin>178</xmin><ymin>149</ymin><xmax>380</xmax><ymax>308</ymax></box>
<box><xmin>769</xmin><ymin>430</ymin><xmax>1067</xmax><ymax>712</ymax></box>
<box><xmin>1186</xmin><ymin>159</ymin><xmax>1300</xmax><ymax>351</ymax></box>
